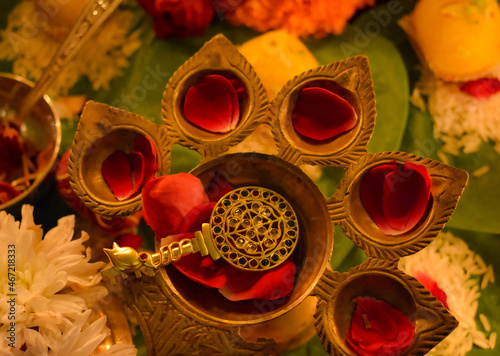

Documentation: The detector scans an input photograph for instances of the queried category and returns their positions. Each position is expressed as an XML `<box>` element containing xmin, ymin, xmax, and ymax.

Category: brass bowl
<box><xmin>160</xmin><ymin>153</ymin><xmax>334</xmax><ymax>326</ymax></box>
<box><xmin>0</xmin><ymin>73</ymin><xmax>61</xmax><ymax>215</ymax></box>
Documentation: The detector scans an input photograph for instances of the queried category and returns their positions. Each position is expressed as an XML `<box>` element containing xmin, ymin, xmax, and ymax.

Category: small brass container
<box><xmin>0</xmin><ymin>73</ymin><xmax>60</xmax><ymax>215</ymax></box>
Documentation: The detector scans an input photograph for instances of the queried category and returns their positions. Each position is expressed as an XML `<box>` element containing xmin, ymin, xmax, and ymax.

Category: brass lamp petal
<box><xmin>313</xmin><ymin>258</ymin><xmax>458</xmax><ymax>355</ymax></box>
<box><xmin>161</xmin><ymin>34</ymin><xmax>269</xmax><ymax>160</ymax></box>
<box><xmin>69</xmin><ymin>101</ymin><xmax>172</xmax><ymax>217</ymax></box>
<box><xmin>328</xmin><ymin>151</ymin><xmax>468</xmax><ymax>259</ymax></box>
<box><xmin>270</xmin><ymin>55</ymin><xmax>376</xmax><ymax>166</ymax></box>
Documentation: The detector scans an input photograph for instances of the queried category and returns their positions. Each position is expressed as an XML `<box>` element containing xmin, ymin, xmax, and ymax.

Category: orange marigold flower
<box><xmin>215</xmin><ymin>0</ymin><xmax>375</xmax><ymax>38</ymax></box>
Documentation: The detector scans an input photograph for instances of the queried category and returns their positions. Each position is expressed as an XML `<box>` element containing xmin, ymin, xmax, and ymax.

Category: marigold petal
<box><xmin>183</xmin><ymin>74</ymin><xmax>240</xmax><ymax>133</ymax></box>
<box><xmin>291</xmin><ymin>87</ymin><xmax>357</xmax><ymax>141</ymax></box>
<box><xmin>101</xmin><ymin>150</ymin><xmax>134</xmax><ymax>201</ymax></box>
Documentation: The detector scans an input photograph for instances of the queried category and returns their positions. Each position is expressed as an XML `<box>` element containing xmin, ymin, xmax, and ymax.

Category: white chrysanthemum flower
<box><xmin>399</xmin><ymin>231</ymin><xmax>496</xmax><ymax>355</ymax></box>
<box><xmin>0</xmin><ymin>205</ymin><xmax>137</xmax><ymax>355</ymax></box>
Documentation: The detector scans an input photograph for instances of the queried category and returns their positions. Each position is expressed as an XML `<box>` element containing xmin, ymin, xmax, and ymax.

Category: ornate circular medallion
<box><xmin>210</xmin><ymin>186</ymin><xmax>299</xmax><ymax>271</ymax></box>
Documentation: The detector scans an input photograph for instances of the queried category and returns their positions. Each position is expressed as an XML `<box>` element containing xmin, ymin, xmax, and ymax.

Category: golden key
<box><xmin>101</xmin><ymin>186</ymin><xmax>299</xmax><ymax>282</ymax></box>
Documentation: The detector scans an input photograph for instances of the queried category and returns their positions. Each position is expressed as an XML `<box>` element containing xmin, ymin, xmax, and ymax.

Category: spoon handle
<box><xmin>18</xmin><ymin>0</ymin><xmax>122</xmax><ymax>119</ymax></box>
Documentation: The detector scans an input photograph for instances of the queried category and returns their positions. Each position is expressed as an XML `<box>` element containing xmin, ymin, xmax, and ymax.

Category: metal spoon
<box><xmin>16</xmin><ymin>0</ymin><xmax>123</xmax><ymax>122</ymax></box>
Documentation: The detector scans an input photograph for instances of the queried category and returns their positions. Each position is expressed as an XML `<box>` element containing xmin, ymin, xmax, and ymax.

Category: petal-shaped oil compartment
<box><xmin>69</xmin><ymin>101</ymin><xmax>171</xmax><ymax>217</ymax></box>
<box><xmin>162</xmin><ymin>34</ymin><xmax>268</xmax><ymax>160</ymax></box>
<box><xmin>328</xmin><ymin>152</ymin><xmax>468</xmax><ymax>259</ymax></box>
<box><xmin>313</xmin><ymin>259</ymin><xmax>458</xmax><ymax>355</ymax></box>
<box><xmin>271</xmin><ymin>55</ymin><xmax>375</xmax><ymax>167</ymax></box>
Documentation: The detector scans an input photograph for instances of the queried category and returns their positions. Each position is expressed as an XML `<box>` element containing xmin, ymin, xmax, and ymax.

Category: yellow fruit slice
<box><xmin>238</xmin><ymin>30</ymin><xmax>319</xmax><ymax>98</ymax></box>
<box><xmin>402</xmin><ymin>0</ymin><xmax>500</xmax><ymax>81</ymax></box>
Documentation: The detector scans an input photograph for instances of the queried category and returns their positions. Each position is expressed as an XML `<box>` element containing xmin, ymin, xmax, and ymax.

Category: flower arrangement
<box><xmin>136</xmin><ymin>0</ymin><xmax>376</xmax><ymax>38</ymax></box>
<box><xmin>0</xmin><ymin>205</ymin><xmax>137</xmax><ymax>355</ymax></box>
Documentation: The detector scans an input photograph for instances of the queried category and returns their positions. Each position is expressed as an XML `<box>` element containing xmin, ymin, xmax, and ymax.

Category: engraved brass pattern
<box><xmin>313</xmin><ymin>259</ymin><xmax>459</xmax><ymax>356</ymax></box>
<box><xmin>67</xmin><ymin>34</ymin><xmax>470</xmax><ymax>355</ymax></box>
<box><xmin>210</xmin><ymin>186</ymin><xmax>298</xmax><ymax>271</ymax></box>
<box><xmin>118</xmin><ymin>272</ymin><xmax>276</xmax><ymax>356</ymax></box>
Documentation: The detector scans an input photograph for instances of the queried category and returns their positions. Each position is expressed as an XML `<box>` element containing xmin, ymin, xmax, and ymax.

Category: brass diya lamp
<box><xmin>68</xmin><ymin>35</ymin><xmax>468</xmax><ymax>355</ymax></box>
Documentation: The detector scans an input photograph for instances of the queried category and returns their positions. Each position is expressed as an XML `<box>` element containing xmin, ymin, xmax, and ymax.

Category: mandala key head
<box><xmin>209</xmin><ymin>186</ymin><xmax>299</xmax><ymax>271</ymax></box>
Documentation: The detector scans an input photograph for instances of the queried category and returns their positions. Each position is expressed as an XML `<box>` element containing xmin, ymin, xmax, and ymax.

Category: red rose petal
<box><xmin>134</xmin><ymin>135</ymin><xmax>158</xmax><ymax>184</ymax></box>
<box><xmin>460</xmin><ymin>77</ymin><xmax>500</xmax><ymax>99</ymax></box>
<box><xmin>204</xmin><ymin>172</ymin><xmax>233</xmax><ymax>202</ymax></box>
<box><xmin>360</xmin><ymin>163</ymin><xmax>399</xmax><ymax>234</ymax></box>
<box><xmin>142</xmin><ymin>173</ymin><xmax>210</xmax><ymax>239</ymax></box>
<box><xmin>101</xmin><ymin>150</ymin><xmax>135</xmax><ymax>201</ymax></box>
<box><xmin>183</xmin><ymin>74</ymin><xmax>240</xmax><ymax>133</ymax></box>
<box><xmin>413</xmin><ymin>272</ymin><xmax>448</xmax><ymax>309</ymax></box>
<box><xmin>291</xmin><ymin>87</ymin><xmax>357</xmax><ymax>141</ymax></box>
<box><xmin>179</xmin><ymin>201</ymin><xmax>216</xmax><ymax>233</ymax></box>
<box><xmin>0</xmin><ymin>125</ymin><xmax>23</xmax><ymax>177</ymax></box>
<box><xmin>161</xmin><ymin>232</ymin><xmax>228</xmax><ymax>289</ymax></box>
<box><xmin>115</xmin><ymin>233</ymin><xmax>143</xmax><ymax>250</ymax></box>
<box><xmin>144</xmin><ymin>0</ymin><xmax>214</xmax><ymax>38</ymax></box>
<box><xmin>347</xmin><ymin>297</ymin><xmax>414</xmax><ymax>356</ymax></box>
<box><xmin>382</xmin><ymin>162</ymin><xmax>431</xmax><ymax>234</ymax></box>
<box><xmin>0</xmin><ymin>181</ymin><xmax>21</xmax><ymax>204</ymax></box>
<box><xmin>219</xmin><ymin>258</ymin><xmax>296</xmax><ymax>301</ymax></box>
<box><xmin>361</xmin><ymin>162</ymin><xmax>432</xmax><ymax>235</ymax></box>
<box><xmin>228</xmin><ymin>78</ymin><xmax>248</xmax><ymax>101</ymax></box>
<box><xmin>129</xmin><ymin>151</ymin><xmax>146</xmax><ymax>196</ymax></box>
